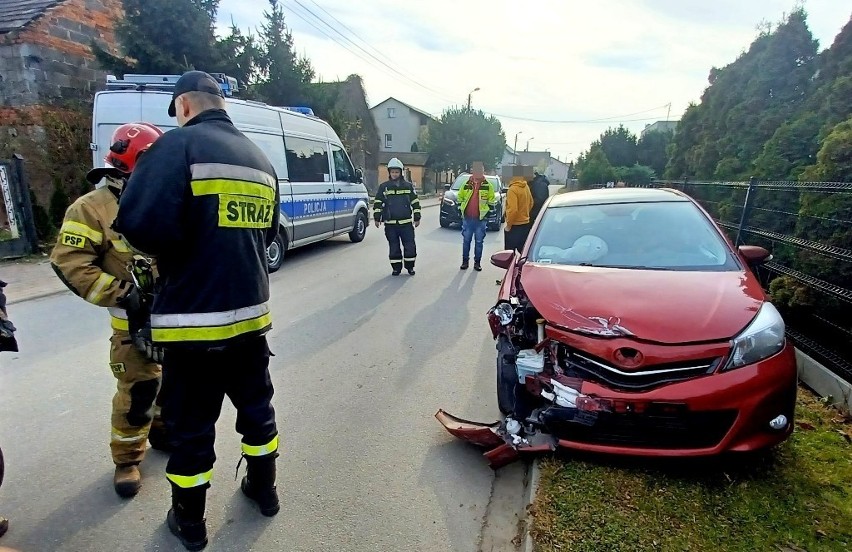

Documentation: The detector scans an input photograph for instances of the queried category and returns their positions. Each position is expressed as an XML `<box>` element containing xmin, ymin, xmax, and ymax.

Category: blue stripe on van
<box><xmin>279</xmin><ymin>196</ymin><xmax>365</xmax><ymax>220</ymax></box>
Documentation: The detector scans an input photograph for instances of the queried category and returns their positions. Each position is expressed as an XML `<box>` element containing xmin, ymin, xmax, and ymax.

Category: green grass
<box><xmin>531</xmin><ymin>387</ymin><xmax>852</xmax><ymax>552</ymax></box>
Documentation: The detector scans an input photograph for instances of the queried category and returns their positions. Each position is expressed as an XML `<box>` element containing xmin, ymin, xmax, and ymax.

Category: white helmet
<box><xmin>388</xmin><ymin>157</ymin><xmax>404</xmax><ymax>170</ymax></box>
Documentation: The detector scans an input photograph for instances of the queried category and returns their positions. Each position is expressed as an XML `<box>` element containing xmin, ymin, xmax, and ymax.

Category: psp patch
<box><xmin>218</xmin><ymin>194</ymin><xmax>275</xmax><ymax>229</ymax></box>
<box><xmin>110</xmin><ymin>362</ymin><xmax>126</xmax><ymax>374</ymax></box>
<box><xmin>61</xmin><ymin>232</ymin><xmax>87</xmax><ymax>249</ymax></box>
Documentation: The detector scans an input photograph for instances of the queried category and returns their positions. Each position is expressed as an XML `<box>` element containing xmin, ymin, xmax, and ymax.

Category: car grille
<box><xmin>546</xmin><ymin>408</ymin><xmax>738</xmax><ymax>449</ymax></box>
<box><xmin>560</xmin><ymin>348</ymin><xmax>721</xmax><ymax>391</ymax></box>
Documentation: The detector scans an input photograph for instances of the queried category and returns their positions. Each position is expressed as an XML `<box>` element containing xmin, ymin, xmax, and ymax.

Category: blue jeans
<box><xmin>461</xmin><ymin>216</ymin><xmax>487</xmax><ymax>262</ymax></box>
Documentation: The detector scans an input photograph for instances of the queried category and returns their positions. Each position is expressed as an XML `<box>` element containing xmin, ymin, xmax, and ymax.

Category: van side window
<box><xmin>331</xmin><ymin>145</ymin><xmax>355</xmax><ymax>182</ymax></box>
<box><xmin>284</xmin><ymin>136</ymin><xmax>330</xmax><ymax>183</ymax></box>
<box><xmin>243</xmin><ymin>132</ymin><xmax>288</xmax><ymax>179</ymax></box>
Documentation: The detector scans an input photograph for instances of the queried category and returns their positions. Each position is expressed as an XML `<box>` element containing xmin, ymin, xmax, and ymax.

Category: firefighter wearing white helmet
<box><xmin>373</xmin><ymin>157</ymin><xmax>421</xmax><ymax>275</ymax></box>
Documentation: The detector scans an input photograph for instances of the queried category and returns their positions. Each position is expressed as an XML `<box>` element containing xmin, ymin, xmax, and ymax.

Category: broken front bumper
<box><xmin>435</xmin><ymin>410</ymin><xmax>556</xmax><ymax>469</ymax></box>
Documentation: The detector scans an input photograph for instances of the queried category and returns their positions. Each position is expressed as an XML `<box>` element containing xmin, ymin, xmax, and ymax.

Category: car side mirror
<box><xmin>444</xmin><ymin>183</ymin><xmax>451</xmax><ymax>191</ymax></box>
<box><xmin>354</xmin><ymin>168</ymin><xmax>364</xmax><ymax>183</ymax></box>
<box><xmin>738</xmin><ymin>245</ymin><xmax>771</xmax><ymax>266</ymax></box>
<box><xmin>501</xmin><ymin>187</ymin><xmax>508</xmax><ymax>193</ymax></box>
<box><xmin>491</xmin><ymin>250</ymin><xmax>515</xmax><ymax>270</ymax></box>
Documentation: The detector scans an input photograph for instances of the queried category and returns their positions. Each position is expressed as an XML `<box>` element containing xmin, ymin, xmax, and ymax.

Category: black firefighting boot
<box><xmin>147</xmin><ymin>421</ymin><xmax>173</xmax><ymax>453</ymax></box>
<box><xmin>0</xmin><ymin>516</ymin><xmax>8</xmax><ymax>537</ymax></box>
<box><xmin>240</xmin><ymin>452</ymin><xmax>280</xmax><ymax>517</ymax></box>
<box><xmin>167</xmin><ymin>483</ymin><xmax>208</xmax><ymax>551</ymax></box>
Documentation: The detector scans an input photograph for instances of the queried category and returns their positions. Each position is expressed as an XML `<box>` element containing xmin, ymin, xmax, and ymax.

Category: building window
<box><xmin>387</xmin><ymin>107</ymin><xmax>396</xmax><ymax>118</ymax></box>
<box><xmin>385</xmin><ymin>134</ymin><xmax>393</xmax><ymax>149</ymax></box>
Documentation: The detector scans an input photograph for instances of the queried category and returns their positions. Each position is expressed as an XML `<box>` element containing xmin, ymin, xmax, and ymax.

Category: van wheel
<box><xmin>349</xmin><ymin>210</ymin><xmax>368</xmax><ymax>243</ymax></box>
<box><xmin>267</xmin><ymin>231</ymin><xmax>286</xmax><ymax>273</ymax></box>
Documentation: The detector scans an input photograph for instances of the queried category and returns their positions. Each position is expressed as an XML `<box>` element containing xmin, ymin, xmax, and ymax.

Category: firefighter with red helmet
<box><xmin>49</xmin><ymin>122</ymin><xmax>168</xmax><ymax>498</ymax></box>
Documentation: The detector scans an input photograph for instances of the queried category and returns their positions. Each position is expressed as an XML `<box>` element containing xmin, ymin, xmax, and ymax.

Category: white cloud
<box><xmin>217</xmin><ymin>0</ymin><xmax>851</xmax><ymax>163</ymax></box>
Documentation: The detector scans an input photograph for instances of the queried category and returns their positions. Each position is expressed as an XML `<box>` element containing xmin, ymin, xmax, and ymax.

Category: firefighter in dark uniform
<box><xmin>373</xmin><ymin>157</ymin><xmax>421</xmax><ymax>275</ymax></box>
<box><xmin>0</xmin><ymin>279</ymin><xmax>17</xmax><ymax>540</ymax></box>
<box><xmin>115</xmin><ymin>71</ymin><xmax>281</xmax><ymax>551</ymax></box>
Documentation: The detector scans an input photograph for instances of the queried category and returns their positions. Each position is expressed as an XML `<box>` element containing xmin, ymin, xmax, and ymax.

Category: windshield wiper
<box><xmin>576</xmin><ymin>263</ymin><xmax>673</xmax><ymax>270</ymax></box>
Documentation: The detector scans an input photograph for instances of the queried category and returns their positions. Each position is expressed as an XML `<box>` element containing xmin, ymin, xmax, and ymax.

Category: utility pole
<box><xmin>467</xmin><ymin>87</ymin><xmax>480</xmax><ymax>111</ymax></box>
<box><xmin>666</xmin><ymin>102</ymin><xmax>671</xmax><ymax>122</ymax></box>
<box><xmin>513</xmin><ymin>131</ymin><xmax>522</xmax><ymax>164</ymax></box>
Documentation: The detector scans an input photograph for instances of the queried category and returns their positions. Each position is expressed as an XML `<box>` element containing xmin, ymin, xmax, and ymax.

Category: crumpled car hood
<box><xmin>520</xmin><ymin>263</ymin><xmax>764</xmax><ymax>344</ymax></box>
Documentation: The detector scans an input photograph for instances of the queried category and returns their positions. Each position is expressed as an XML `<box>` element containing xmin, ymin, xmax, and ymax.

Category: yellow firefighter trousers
<box><xmin>109</xmin><ymin>330</ymin><xmax>162</xmax><ymax>465</ymax></box>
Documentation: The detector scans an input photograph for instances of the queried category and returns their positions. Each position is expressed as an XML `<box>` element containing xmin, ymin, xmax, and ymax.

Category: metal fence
<box><xmin>652</xmin><ymin>178</ymin><xmax>852</xmax><ymax>384</ymax></box>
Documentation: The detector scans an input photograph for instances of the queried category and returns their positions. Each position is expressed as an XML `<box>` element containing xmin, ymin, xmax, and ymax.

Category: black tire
<box><xmin>266</xmin><ymin>231</ymin><xmax>286</xmax><ymax>273</ymax></box>
<box><xmin>349</xmin><ymin>210</ymin><xmax>368</xmax><ymax>243</ymax></box>
<box><xmin>496</xmin><ymin>335</ymin><xmax>519</xmax><ymax>415</ymax></box>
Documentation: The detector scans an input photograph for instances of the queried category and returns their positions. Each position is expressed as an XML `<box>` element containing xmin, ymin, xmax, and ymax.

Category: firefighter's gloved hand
<box><xmin>0</xmin><ymin>318</ymin><xmax>15</xmax><ymax>338</ymax></box>
<box><xmin>118</xmin><ymin>286</ymin><xmax>149</xmax><ymax>332</ymax></box>
<box><xmin>131</xmin><ymin>322</ymin><xmax>164</xmax><ymax>364</ymax></box>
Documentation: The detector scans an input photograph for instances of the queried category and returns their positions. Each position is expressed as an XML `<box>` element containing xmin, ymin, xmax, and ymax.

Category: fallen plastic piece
<box><xmin>435</xmin><ymin>410</ymin><xmax>558</xmax><ymax>469</ymax></box>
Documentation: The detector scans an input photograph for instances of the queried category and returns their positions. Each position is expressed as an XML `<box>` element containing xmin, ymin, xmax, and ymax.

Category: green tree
<box><xmin>254</xmin><ymin>0</ymin><xmax>315</xmax><ymax>107</ymax></box>
<box><xmin>599</xmin><ymin>125</ymin><xmax>638</xmax><ymax>168</ymax></box>
<box><xmin>93</xmin><ymin>0</ymin><xmax>223</xmax><ymax>75</ymax></box>
<box><xmin>636</xmin><ymin>130</ymin><xmax>673</xmax><ymax>178</ymax></box>
<box><xmin>425</xmin><ymin>108</ymin><xmax>506</xmax><ymax>173</ymax></box>
<box><xmin>576</xmin><ymin>145</ymin><xmax>615</xmax><ymax>186</ymax></box>
<box><xmin>215</xmin><ymin>22</ymin><xmax>260</xmax><ymax>90</ymax></box>
<box><xmin>615</xmin><ymin>164</ymin><xmax>656</xmax><ymax>186</ymax></box>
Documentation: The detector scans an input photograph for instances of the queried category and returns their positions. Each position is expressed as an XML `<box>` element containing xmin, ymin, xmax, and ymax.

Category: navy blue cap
<box><xmin>168</xmin><ymin>71</ymin><xmax>225</xmax><ymax>117</ymax></box>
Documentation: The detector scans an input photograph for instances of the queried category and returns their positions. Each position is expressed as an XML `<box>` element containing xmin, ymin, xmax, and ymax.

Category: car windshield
<box><xmin>451</xmin><ymin>175</ymin><xmax>500</xmax><ymax>190</ymax></box>
<box><xmin>528</xmin><ymin>201</ymin><xmax>739</xmax><ymax>271</ymax></box>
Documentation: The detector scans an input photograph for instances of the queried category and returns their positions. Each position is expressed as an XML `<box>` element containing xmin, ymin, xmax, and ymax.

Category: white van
<box><xmin>91</xmin><ymin>74</ymin><xmax>371</xmax><ymax>272</ymax></box>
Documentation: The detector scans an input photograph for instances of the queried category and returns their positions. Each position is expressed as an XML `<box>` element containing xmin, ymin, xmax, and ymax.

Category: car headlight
<box><xmin>724</xmin><ymin>303</ymin><xmax>786</xmax><ymax>370</ymax></box>
<box><xmin>443</xmin><ymin>198</ymin><xmax>456</xmax><ymax>206</ymax></box>
<box><xmin>493</xmin><ymin>302</ymin><xmax>515</xmax><ymax>326</ymax></box>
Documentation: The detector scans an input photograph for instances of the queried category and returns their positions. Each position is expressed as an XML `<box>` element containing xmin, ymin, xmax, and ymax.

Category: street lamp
<box><xmin>525</xmin><ymin>137</ymin><xmax>535</xmax><ymax>151</ymax></box>
<box><xmin>513</xmin><ymin>131</ymin><xmax>523</xmax><ymax>163</ymax></box>
<box><xmin>467</xmin><ymin>87</ymin><xmax>480</xmax><ymax>110</ymax></box>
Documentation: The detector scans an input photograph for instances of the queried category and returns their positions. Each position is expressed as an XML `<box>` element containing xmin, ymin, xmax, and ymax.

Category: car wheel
<box><xmin>349</xmin><ymin>210</ymin><xmax>368</xmax><ymax>243</ymax></box>
<box><xmin>267</xmin><ymin>231</ymin><xmax>286</xmax><ymax>273</ymax></box>
<box><xmin>440</xmin><ymin>217</ymin><xmax>451</xmax><ymax>228</ymax></box>
<box><xmin>496</xmin><ymin>335</ymin><xmax>519</xmax><ymax>415</ymax></box>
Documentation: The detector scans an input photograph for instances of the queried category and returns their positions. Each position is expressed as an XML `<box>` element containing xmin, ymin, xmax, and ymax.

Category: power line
<box><xmin>286</xmin><ymin>0</ymin><xmax>460</xmax><ymax>103</ymax></box>
<box><xmin>484</xmin><ymin>104</ymin><xmax>672</xmax><ymax>124</ymax></box>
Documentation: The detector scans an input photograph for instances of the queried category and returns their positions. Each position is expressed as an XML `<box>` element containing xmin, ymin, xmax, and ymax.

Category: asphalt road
<box><xmin>0</xmin><ymin>210</ymin><xmax>520</xmax><ymax>552</ymax></box>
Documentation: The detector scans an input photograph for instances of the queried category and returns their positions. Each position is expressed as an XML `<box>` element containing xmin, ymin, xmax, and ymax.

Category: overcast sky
<box><xmin>216</xmin><ymin>0</ymin><xmax>851</xmax><ymax>162</ymax></box>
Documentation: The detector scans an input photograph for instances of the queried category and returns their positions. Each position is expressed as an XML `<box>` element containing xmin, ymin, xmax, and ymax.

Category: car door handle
<box><xmin>336</xmin><ymin>188</ymin><xmax>342</xmax><ymax>193</ymax></box>
<box><xmin>326</xmin><ymin>189</ymin><xmax>333</xmax><ymax>194</ymax></box>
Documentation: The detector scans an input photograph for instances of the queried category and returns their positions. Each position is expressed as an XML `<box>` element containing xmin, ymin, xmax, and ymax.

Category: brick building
<box><xmin>0</xmin><ymin>0</ymin><xmax>121</xmax><ymax>226</ymax></box>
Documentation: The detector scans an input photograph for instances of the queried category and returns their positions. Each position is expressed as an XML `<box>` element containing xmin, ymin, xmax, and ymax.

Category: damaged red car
<box><xmin>437</xmin><ymin>188</ymin><xmax>797</xmax><ymax>467</ymax></box>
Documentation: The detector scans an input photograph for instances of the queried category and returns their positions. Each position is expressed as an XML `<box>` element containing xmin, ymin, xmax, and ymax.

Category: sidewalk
<box><xmin>1</xmin><ymin>200</ymin><xmax>443</xmax><ymax>305</ymax></box>
<box><xmin>0</xmin><ymin>256</ymin><xmax>68</xmax><ymax>305</ymax></box>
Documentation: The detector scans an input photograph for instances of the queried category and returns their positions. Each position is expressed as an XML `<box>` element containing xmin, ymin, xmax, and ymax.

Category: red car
<box><xmin>437</xmin><ymin>188</ymin><xmax>797</xmax><ymax>466</ymax></box>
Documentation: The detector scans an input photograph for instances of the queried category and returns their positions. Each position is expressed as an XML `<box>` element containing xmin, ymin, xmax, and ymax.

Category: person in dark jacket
<box><xmin>529</xmin><ymin>171</ymin><xmax>551</xmax><ymax>223</ymax></box>
<box><xmin>0</xmin><ymin>279</ymin><xmax>16</xmax><ymax>540</ymax></box>
<box><xmin>373</xmin><ymin>157</ymin><xmax>421</xmax><ymax>275</ymax></box>
<box><xmin>114</xmin><ymin>71</ymin><xmax>281</xmax><ymax>551</ymax></box>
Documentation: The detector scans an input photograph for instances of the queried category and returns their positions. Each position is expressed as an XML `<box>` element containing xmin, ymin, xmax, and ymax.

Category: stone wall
<box><xmin>0</xmin><ymin>0</ymin><xmax>121</xmax><ymax>107</ymax></box>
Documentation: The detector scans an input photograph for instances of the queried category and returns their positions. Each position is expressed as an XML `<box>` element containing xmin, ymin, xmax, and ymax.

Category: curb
<box><xmin>7</xmin><ymin>287</ymin><xmax>69</xmax><ymax>306</ymax></box>
<box><xmin>523</xmin><ymin>459</ymin><xmax>541</xmax><ymax>552</ymax></box>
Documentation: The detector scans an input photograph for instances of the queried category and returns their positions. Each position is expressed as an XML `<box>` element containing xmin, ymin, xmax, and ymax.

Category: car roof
<box><xmin>548</xmin><ymin>187</ymin><xmax>690</xmax><ymax>207</ymax></box>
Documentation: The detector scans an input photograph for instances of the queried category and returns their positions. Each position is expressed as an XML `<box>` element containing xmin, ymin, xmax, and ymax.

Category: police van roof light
<box><xmin>105</xmin><ymin>73</ymin><xmax>239</xmax><ymax>97</ymax></box>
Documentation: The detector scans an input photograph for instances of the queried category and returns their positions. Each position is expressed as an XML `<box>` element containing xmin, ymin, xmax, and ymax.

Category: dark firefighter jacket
<box><xmin>114</xmin><ymin>109</ymin><xmax>281</xmax><ymax>348</ymax></box>
<box><xmin>373</xmin><ymin>179</ymin><xmax>421</xmax><ymax>224</ymax></box>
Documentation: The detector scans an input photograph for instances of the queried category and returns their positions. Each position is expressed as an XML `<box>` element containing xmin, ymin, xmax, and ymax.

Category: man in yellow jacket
<box><xmin>457</xmin><ymin>162</ymin><xmax>496</xmax><ymax>271</ymax></box>
<box><xmin>50</xmin><ymin>122</ymin><xmax>167</xmax><ymax>498</ymax></box>
<box><xmin>504</xmin><ymin>171</ymin><xmax>534</xmax><ymax>252</ymax></box>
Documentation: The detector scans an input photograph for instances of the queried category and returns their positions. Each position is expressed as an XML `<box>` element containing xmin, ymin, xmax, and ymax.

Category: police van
<box><xmin>90</xmin><ymin>73</ymin><xmax>371</xmax><ymax>272</ymax></box>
